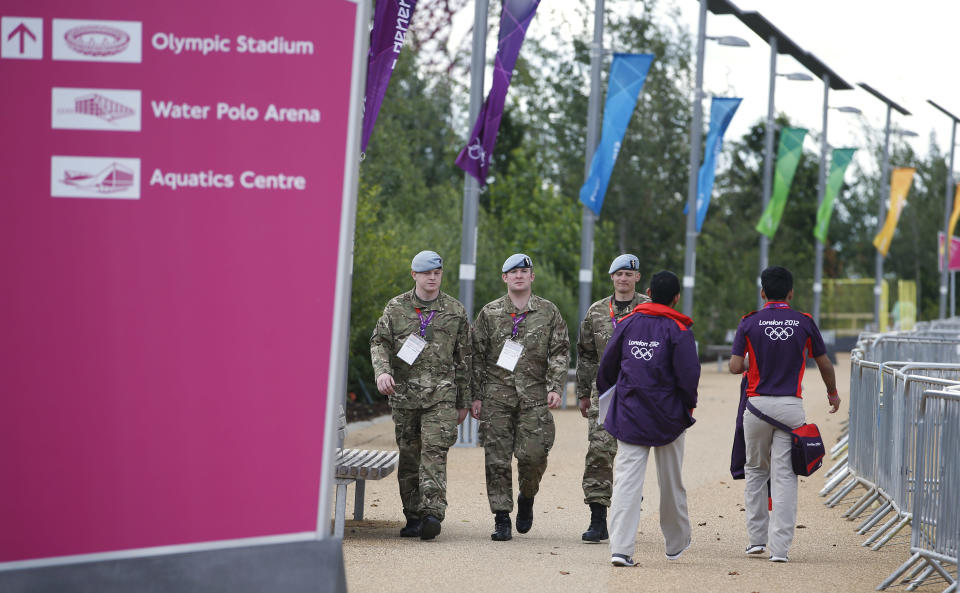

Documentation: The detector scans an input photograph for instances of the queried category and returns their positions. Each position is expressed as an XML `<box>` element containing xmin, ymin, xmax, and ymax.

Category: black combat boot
<box><xmin>400</xmin><ymin>511</ymin><xmax>421</xmax><ymax>537</ymax></box>
<box><xmin>515</xmin><ymin>494</ymin><xmax>534</xmax><ymax>534</ymax></box>
<box><xmin>581</xmin><ymin>502</ymin><xmax>609</xmax><ymax>543</ymax></box>
<box><xmin>420</xmin><ymin>515</ymin><xmax>442</xmax><ymax>540</ymax></box>
<box><xmin>491</xmin><ymin>511</ymin><xmax>512</xmax><ymax>541</ymax></box>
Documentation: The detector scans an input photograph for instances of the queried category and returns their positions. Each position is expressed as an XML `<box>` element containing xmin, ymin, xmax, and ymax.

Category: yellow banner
<box><xmin>949</xmin><ymin>183</ymin><xmax>960</xmax><ymax>241</ymax></box>
<box><xmin>873</xmin><ymin>167</ymin><xmax>916</xmax><ymax>257</ymax></box>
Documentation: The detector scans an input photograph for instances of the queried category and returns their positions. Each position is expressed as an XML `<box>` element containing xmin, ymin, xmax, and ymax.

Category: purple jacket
<box><xmin>597</xmin><ymin>303</ymin><xmax>700</xmax><ymax>446</ymax></box>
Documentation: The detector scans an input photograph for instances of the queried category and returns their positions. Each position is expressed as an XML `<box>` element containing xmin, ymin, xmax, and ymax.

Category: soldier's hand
<box><xmin>376</xmin><ymin>373</ymin><xmax>396</xmax><ymax>395</ymax></box>
<box><xmin>577</xmin><ymin>397</ymin><xmax>590</xmax><ymax>418</ymax></box>
<box><xmin>547</xmin><ymin>391</ymin><xmax>561</xmax><ymax>409</ymax></box>
<box><xmin>471</xmin><ymin>399</ymin><xmax>482</xmax><ymax>419</ymax></box>
<box><xmin>457</xmin><ymin>408</ymin><xmax>469</xmax><ymax>425</ymax></box>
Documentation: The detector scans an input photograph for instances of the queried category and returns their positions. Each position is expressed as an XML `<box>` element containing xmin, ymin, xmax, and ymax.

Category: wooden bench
<box><xmin>333</xmin><ymin>448</ymin><xmax>399</xmax><ymax>537</ymax></box>
<box><xmin>704</xmin><ymin>330</ymin><xmax>736</xmax><ymax>372</ymax></box>
<box><xmin>704</xmin><ymin>344</ymin><xmax>731</xmax><ymax>372</ymax></box>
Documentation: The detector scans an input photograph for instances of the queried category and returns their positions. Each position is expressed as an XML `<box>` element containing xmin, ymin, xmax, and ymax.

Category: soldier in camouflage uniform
<box><xmin>576</xmin><ymin>254</ymin><xmax>649</xmax><ymax>543</ymax></box>
<box><xmin>370</xmin><ymin>250</ymin><xmax>471</xmax><ymax>541</ymax></box>
<box><xmin>471</xmin><ymin>253</ymin><xmax>569</xmax><ymax>541</ymax></box>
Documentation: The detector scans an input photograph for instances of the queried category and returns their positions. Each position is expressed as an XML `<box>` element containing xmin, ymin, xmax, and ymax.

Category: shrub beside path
<box><xmin>340</xmin><ymin>353</ymin><xmax>934</xmax><ymax>592</ymax></box>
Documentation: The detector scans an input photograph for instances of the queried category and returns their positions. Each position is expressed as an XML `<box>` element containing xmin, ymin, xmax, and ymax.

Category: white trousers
<box><xmin>608</xmin><ymin>434</ymin><xmax>691</xmax><ymax>558</ymax></box>
<box><xmin>743</xmin><ymin>396</ymin><xmax>806</xmax><ymax>558</ymax></box>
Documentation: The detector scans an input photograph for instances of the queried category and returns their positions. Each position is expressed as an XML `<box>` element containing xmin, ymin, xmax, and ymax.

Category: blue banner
<box><xmin>579</xmin><ymin>53</ymin><xmax>654</xmax><ymax>216</ymax></box>
<box><xmin>687</xmin><ymin>96</ymin><xmax>741</xmax><ymax>231</ymax></box>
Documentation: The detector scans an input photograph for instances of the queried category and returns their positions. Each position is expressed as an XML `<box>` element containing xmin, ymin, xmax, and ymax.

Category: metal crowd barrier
<box><xmin>455</xmin><ymin>415</ymin><xmax>478</xmax><ymax>447</ymax></box>
<box><xmin>825</xmin><ymin>356</ymin><xmax>881</xmax><ymax>509</ymax></box>
<box><xmin>877</xmin><ymin>389</ymin><xmax>959</xmax><ymax>593</ymax></box>
<box><xmin>857</xmin><ymin>365</ymin><xmax>960</xmax><ymax>550</ymax></box>
<box><xmin>870</xmin><ymin>334</ymin><xmax>960</xmax><ymax>365</ymax></box>
<box><xmin>823</xmin><ymin>328</ymin><xmax>960</xmax><ymax>592</ymax></box>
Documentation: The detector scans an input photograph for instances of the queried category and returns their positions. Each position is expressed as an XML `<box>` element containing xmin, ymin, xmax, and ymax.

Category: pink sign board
<box><xmin>0</xmin><ymin>0</ymin><xmax>359</xmax><ymax>563</ymax></box>
<box><xmin>938</xmin><ymin>232</ymin><xmax>960</xmax><ymax>272</ymax></box>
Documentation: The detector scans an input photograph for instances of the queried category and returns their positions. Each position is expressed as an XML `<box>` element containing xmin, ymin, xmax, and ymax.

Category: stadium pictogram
<box><xmin>64</xmin><ymin>25</ymin><xmax>130</xmax><ymax>56</ymax></box>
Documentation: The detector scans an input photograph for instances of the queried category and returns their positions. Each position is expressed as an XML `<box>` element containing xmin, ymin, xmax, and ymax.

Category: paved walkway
<box><xmin>339</xmin><ymin>354</ymin><xmax>938</xmax><ymax>592</ymax></box>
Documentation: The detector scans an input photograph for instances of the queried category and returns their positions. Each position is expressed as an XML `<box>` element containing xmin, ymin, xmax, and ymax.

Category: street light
<box><xmin>681</xmin><ymin>0</ymin><xmax>749</xmax><ymax>317</ymax></box>
<box><xmin>891</xmin><ymin>128</ymin><xmax>918</xmax><ymax>138</ymax></box>
<box><xmin>576</xmin><ymin>0</ymin><xmax>607</xmax><ymax>324</ymax></box>
<box><xmin>707</xmin><ymin>35</ymin><xmax>750</xmax><ymax>47</ymax></box>
<box><xmin>779</xmin><ymin>72</ymin><xmax>813</xmax><ymax>81</ymax></box>
<box><xmin>858</xmin><ymin>82</ymin><xmax>912</xmax><ymax>331</ymax></box>
<box><xmin>928</xmin><ymin>99</ymin><xmax>960</xmax><ymax>319</ymax></box>
<box><xmin>812</xmin><ymin>93</ymin><xmax>859</xmax><ymax>326</ymax></box>
<box><xmin>756</xmin><ymin>60</ymin><xmax>813</xmax><ymax>309</ymax></box>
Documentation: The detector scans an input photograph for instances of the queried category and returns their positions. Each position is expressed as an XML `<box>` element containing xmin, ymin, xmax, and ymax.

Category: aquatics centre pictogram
<box><xmin>64</xmin><ymin>25</ymin><xmax>130</xmax><ymax>56</ymax></box>
<box><xmin>61</xmin><ymin>162</ymin><xmax>135</xmax><ymax>193</ymax></box>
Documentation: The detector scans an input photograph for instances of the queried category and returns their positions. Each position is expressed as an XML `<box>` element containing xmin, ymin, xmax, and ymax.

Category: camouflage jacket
<box><xmin>576</xmin><ymin>292</ymin><xmax>650</xmax><ymax>400</ymax></box>
<box><xmin>472</xmin><ymin>293</ymin><xmax>569</xmax><ymax>409</ymax></box>
<box><xmin>370</xmin><ymin>289</ymin><xmax>471</xmax><ymax>409</ymax></box>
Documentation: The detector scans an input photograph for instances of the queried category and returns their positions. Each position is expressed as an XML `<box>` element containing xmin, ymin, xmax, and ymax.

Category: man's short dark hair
<box><xmin>761</xmin><ymin>266</ymin><xmax>793</xmax><ymax>300</ymax></box>
<box><xmin>649</xmin><ymin>270</ymin><xmax>681</xmax><ymax>305</ymax></box>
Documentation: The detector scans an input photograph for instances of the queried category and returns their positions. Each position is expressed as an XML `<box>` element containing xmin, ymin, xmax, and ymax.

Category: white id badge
<box><xmin>397</xmin><ymin>334</ymin><xmax>427</xmax><ymax>365</ymax></box>
<box><xmin>495</xmin><ymin>339</ymin><xmax>524</xmax><ymax>372</ymax></box>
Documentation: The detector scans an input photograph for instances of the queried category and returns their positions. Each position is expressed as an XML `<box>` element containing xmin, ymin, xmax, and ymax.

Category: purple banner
<box><xmin>361</xmin><ymin>0</ymin><xmax>417</xmax><ymax>153</ymax></box>
<box><xmin>455</xmin><ymin>0</ymin><xmax>540</xmax><ymax>184</ymax></box>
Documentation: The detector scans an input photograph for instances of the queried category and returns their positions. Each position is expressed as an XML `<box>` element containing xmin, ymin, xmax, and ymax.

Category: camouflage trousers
<box><xmin>391</xmin><ymin>401</ymin><xmax>459</xmax><ymax>521</ymax></box>
<box><xmin>479</xmin><ymin>398</ymin><xmax>556</xmax><ymax>513</ymax></box>
<box><xmin>582</xmin><ymin>392</ymin><xmax>617</xmax><ymax>506</ymax></box>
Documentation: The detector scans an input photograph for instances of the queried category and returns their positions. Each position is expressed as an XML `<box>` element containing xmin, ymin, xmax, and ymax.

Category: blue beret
<box><xmin>608</xmin><ymin>254</ymin><xmax>640</xmax><ymax>275</ymax></box>
<box><xmin>411</xmin><ymin>250</ymin><xmax>443</xmax><ymax>272</ymax></box>
<box><xmin>501</xmin><ymin>253</ymin><xmax>533</xmax><ymax>273</ymax></box>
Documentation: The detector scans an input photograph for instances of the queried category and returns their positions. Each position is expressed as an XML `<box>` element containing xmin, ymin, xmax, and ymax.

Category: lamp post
<box><xmin>756</xmin><ymin>61</ymin><xmax>814</xmax><ymax>309</ymax></box>
<box><xmin>455</xmin><ymin>0</ymin><xmax>489</xmax><ymax>446</ymax></box>
<box><xmin>812</xmin><ymin>100</ymin><xmax>861</xmax><ymax>325</ymax></box>
<box><xmin>681</xmin><ymin>0</ymin><xmax>748</xmax><ymax>316</ymax></box>
<box><xmin>858</xmin><ymin>83</ymin><xmax>911</xmax><ymax>331</ymax></box>
<box><xmin>927</xmin><ymin>99</ymin><xmax>960</xmax><ymax>319</ymax></box>
<box><xmin>458</xmin><ymin>0</ymin><xmax>489</xmax><ymax>320</ymax></box>
<box><xmin>576</xmin><ymin>0</ymin><xmax>606</xmax><ymax>323</ymax></box>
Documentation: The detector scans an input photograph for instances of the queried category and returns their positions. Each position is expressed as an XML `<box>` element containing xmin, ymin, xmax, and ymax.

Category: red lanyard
<box><xmin>764</xmin><ymin>301</ymin><xmax>790</xmax><ymax>309</ymax></box>
<box><xmin>510</xmin><ymin>312</ymin><xmax>527</xmax><ymax>337</ymax></box>
<box><xmin>608</xmin><ymin>299</ymin><xmax>629</xmax><ymax>328</ymax></box>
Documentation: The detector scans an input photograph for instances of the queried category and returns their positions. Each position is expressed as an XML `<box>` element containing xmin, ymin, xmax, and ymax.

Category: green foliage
<box><xmin>518</xmin><ymin>0</ymin><xmax>694</xmax><ymax>300</ymax></box>
<box><xmin>347</xmin><ymin>0</ymin><xmax>954</xmax><ymax>407</ymax></box>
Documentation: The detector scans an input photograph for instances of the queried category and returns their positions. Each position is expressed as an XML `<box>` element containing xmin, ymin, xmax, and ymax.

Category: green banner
<box><xmin>756</xmin><ymin>127</ymin><xmax>807</xmax><ymax>238</ymax></box>
<box><xmin>813</xmin><ymin>147</ymin><xmax>856</xmax><ymax>242</ymax></box>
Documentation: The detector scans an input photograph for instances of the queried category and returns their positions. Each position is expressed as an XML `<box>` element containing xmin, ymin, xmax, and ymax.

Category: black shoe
<box><xmin>581</xmin><ymin>502</ymin><xmax>609</xmax><ymax>543</ymax></box>
<box><xmin>400</xmin><ymin>512</ymin><xmax>421</xmax><ymax>538</ymax></box>
<box><xmin>491</xmin><ymin>511</ymin><xmax>512</xmax><ymax>541</ymax></box>
<box><xmin>516</xmin><ymin>494</ymin><xmax>534</xmax><ymax>534</ymax></box>
<box><xmin>420</xmin><ymin>515</ymin><xmax>441</xmax><ymax>540</ymax></box>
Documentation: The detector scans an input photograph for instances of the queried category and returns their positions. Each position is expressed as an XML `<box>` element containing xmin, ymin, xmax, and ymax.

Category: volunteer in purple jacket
<box><xmin>597</xmin><ymin>270</ymin><xmax>700</xmax><ymax>568</ymax></box>
<box><xmin>729</xmin><ymin>266</ymin><xmax>840</xmax><ymax>563</ymax></box>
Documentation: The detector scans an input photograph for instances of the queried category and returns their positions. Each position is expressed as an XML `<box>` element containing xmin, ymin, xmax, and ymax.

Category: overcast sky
<box><xmin>669</xmin><ymin>0</ymin><xmax>960</xmax><ymax>172</ymax></box>
<box><xmin>532</xmin><ymin>0</ymin><xmax>958</xmax><ymax>172</ymax></box>
<box><xmin>449</xmin><ymin>0</ymin><xmax>960</xmax><ymax>178</ymax></box>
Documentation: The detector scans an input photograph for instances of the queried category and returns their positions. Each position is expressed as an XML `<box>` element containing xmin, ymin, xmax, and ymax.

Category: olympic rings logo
<box><xmin>765</xmin><ymin>326</ymin><xmax>794</xmax><ymax>340</ymax></box>
<box><xmin>630</xmin><ymin>346</ymin><xmax>653</xmax><ymax>361</ymax></box>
